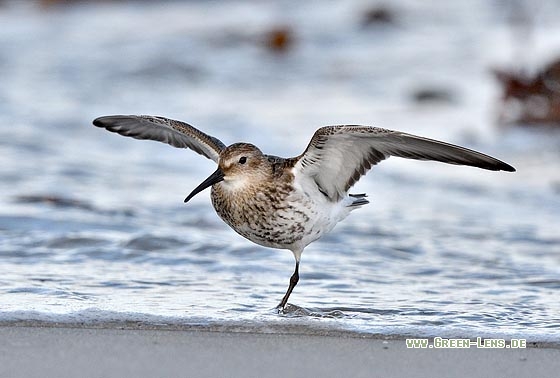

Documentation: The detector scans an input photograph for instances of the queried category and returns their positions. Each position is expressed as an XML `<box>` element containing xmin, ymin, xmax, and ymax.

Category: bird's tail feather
<box><xmin>348</xmin><ymin>193</ymin><xmax>369</xmax><ymax>207</ymax></box>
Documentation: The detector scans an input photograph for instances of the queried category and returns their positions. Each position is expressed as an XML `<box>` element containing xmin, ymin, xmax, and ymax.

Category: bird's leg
<box><xmin>277</xmin><ymin>261</ymin><xmax>299</xmax><ymax>312</ymax></box>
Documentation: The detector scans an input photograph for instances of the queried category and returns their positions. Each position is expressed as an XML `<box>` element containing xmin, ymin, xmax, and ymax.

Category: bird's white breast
<box><xmin>288</xmin><ymin>167</ymin><xmax>356</xmax><ymax>249</ymax></box>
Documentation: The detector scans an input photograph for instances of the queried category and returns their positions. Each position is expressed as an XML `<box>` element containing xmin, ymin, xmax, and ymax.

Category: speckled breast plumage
<box><xmin>210</xmin><ymin>179</ymin><xmax>318</xmax><ymax>250</ymax></box>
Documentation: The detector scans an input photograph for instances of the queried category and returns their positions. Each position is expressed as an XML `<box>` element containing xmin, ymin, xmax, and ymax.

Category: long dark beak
<box><xmin>184</xmin><ymin>168</ymin><xmax>224</xmax><ymax>203</ymax></box>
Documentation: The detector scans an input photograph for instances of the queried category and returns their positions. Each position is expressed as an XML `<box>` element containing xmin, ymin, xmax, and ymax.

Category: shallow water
<box><xmin>1</xmin><ymin>0</ymin><xmax>560</xmax><ymax>342</ymax></box>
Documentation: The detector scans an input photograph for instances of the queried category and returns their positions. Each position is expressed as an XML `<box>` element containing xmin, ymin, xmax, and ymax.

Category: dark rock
<box><xmin>361</xmin><ymin>5</ymin><xmax>396</xmax><ymax>27</ymax></box>
<box><xmin>410</xmin><ymin>87</ymin><xmax>455</xmax><ymax>104</ymax></box>
<box><xmin>264</xmin><ymin>26</ymin><xmax>294</xmax><ymax>53</ymax></box>
<box><xmin>493</xmin><ymin>57</ymin><xmax>560</xmax><ymax>126</ymax></box>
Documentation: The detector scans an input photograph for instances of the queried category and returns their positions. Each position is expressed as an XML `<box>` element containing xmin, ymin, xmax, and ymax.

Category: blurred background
<box><xmin>0</xmin><ymin>0</ymin><xmax>559</xmax><ymax>339</ymax></box>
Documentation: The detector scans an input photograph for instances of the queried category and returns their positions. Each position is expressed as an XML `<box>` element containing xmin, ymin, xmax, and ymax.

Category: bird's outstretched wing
<box><xmin>294</xmin><ymin>125</ymin><xmax>515</xmax><ymax>201</ymax></box>
<box><xmin>93</xmin><ymin>115</ymin><xmax>226</xmax><ymax>163</ymax></box>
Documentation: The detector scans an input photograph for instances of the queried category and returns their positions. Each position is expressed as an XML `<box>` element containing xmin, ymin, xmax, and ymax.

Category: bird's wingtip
<box><xmin>501</xmin><ymin>163</ymin><xmax>516</xmax><ymax>172</ymax></box>
<box><xmin>92</xmin><ymin>116</ymin><xmax>110</xmax><ymax>128</ymax></box>
<box><xmin>93</xmin><ymin>115</ymin><xmax>127</xmax><ymax>128</ymax></box>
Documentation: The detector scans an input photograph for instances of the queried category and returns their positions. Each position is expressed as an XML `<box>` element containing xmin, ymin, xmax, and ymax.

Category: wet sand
<box><xmin>1</xmin><ymin>324</ymin><xmax>558</xmax><ymax>378</ymax></box>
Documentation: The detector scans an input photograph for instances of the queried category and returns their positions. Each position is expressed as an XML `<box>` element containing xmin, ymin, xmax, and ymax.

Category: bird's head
<box><xmin>184</xmin><ymin>143</ymin><xmax>266</xmax><ymax>203</ymax></box>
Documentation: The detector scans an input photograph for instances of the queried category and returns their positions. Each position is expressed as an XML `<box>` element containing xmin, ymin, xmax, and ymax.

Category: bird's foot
<box><xmin>275</xmin><ymin>303</ymin><xmax>287</xmax><ymax>314</ymax></box>
<box><xmin>275</xmin><ymin>303</ymin><xmax>311</xmax><ymax>316</ymax></box>
<box><xmin>275</xmin><ymin>301</ymin><xmax>298</xmax><ymax>314</ymax></box>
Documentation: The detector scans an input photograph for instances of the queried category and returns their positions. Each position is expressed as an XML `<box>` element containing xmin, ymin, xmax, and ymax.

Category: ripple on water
<box><xmin>278</xmin><ymin>304</ymin><xmax>404</xmax><ymax>319</ymax></box>
<box><xmin>6</xmin><ymin>287</ymin><xmax>91</xmax><ymax>301</ymax></box>
<box><xmin>124</xmin><ymin>235</ymin><xmax>185</xmax><ymax>251</ymax></box>
<box><xmin>46</xmin><ymin>236</ymin><xmax>109</xmax><ymax>249</ymax></box>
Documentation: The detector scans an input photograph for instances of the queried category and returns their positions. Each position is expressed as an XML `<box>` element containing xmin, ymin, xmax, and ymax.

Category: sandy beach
<box><xmin>1</xmin><ymin>324</ymin><xmax>558</xmax><ymax>378</ymax></box>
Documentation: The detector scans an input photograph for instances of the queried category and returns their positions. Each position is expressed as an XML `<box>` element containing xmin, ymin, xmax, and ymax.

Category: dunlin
<box><xmin>93</xmin><ymin>115</ymin><xmax>515</xmax><ymax>311</ymax></box>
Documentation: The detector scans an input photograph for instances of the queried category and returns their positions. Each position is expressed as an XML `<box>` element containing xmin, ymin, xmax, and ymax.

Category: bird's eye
<box><xmin>238</xmin><ymin>156</ymin><xmax>247</xmax><ymax>164</ymax></box>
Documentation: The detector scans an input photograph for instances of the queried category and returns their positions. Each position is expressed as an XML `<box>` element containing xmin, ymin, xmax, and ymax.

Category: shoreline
<box><xmin>1</xmin><ymin>319</ymin><xmax>558</xmax><ymax>349</ymax></box>
<box><xmin>2</xmin><ymin>324</ymin><xmax>559</xmax><ymax>378</ymax></box>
